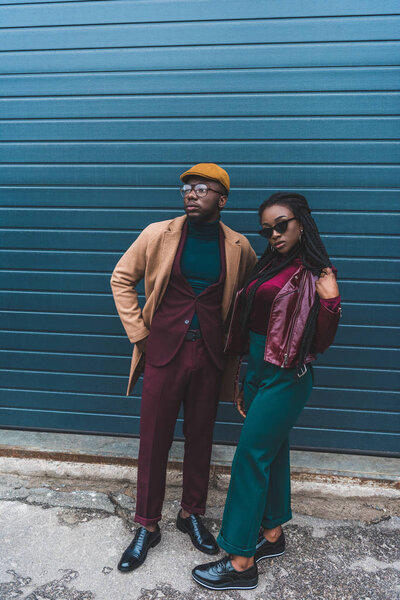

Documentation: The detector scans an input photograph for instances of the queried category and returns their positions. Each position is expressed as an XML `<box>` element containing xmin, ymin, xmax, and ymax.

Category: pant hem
<box><xmin>180</xmin><ymin>502</ymin><xmax>205</xmax><ymax>515</ymax></box>
<box><xmin>261</xmin><ymin>511</ymin><xmax>292</xmax><ymax>530</ymax></box>
<box><xmin>134</xmin><ymin>513</ymin><xmax>162</xmax><ymax>526</ymax></box>
<box><xmin>216</xmin><ymin>532</ymin><xmax>257</xmax><ymax>557</ymax></box>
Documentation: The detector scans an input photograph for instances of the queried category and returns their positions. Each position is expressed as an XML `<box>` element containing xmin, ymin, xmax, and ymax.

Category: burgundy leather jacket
<box><xmin>225</xmin><ymin>262</ymin><xmax>341</xmax><ymax>371</ymax></box>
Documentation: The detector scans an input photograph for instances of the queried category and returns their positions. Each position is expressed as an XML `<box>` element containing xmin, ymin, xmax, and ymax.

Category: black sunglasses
<box><xmin>259</xmin><ymin>217</ymin><xmax>297</xmax><ymax>239</ymax></box>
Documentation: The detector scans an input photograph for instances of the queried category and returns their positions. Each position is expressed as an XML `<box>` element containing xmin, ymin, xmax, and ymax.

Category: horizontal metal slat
<box><xmin>335</xmin><ymin>325</ymin><xmax>400</xmax><ymax>348</ymax></box>
<box><xmin>0</xmin><ymin>331</ymin><xmax>130</xmax><ymax>355</ymax></box>
<box><xmin>0</xmin><ymin>292</ymin><xmax>121</xmax><ymax>314</ymax></box>
<box><xmin>1</xmin><ymin>305</ymin><xmax>399</xmax><ymax>333</ymax></box>
<box><xmin>1</xmin><ymin>165</ymin><xmax>399</xmax><ymax>189</ymax></box>
<box><xmin>1</xmin><ymin>342</ymin><xmax>398</xmax><ymax>371</ymax></box>
<box><xmin>338</xmin><ymin>282</ymin><xmax>400</xmax><ymax>304</ymax></box>
<box><xmin>294</xmin><ymin>407</ymin><xmax>399</xmax><ymax>433</ymax></box>
<box><xmin>0</xmin><ymin>272</ymin><xmax>113</xmax><ymax>293</ymax></box>
<box><xmin>1</xmin><ymin>0</ymin><xmax>399</xmax><ymax>17</ymax></box>
<box><xmin>0</xmin><ymin>369</ymin><xmax>124</xmax><ymax>394</ymax></box>
<box><xmin>0</xmin><ymin>330</ymin><xmax>129</xmax><ymax>357</ymax></box>
<box><xmin>2</xmin><ymin>0</ymin><xmax>399</xmax><ymax>26</ymax></box>
<box><xmin>0</xmin><ymin>349</ymin><xmax>130</xmax><ymax>376</ymax></box>
<box><xmin>317</xmin><ymin>347</ymin><xmax>399</xmax><ymax>370</ymax></box>
<box><xmin>1</xmin><ymin>323</ymin><xmax>399</xmax><ymax>352</ymax></box>
<box><xmin>1</xmin><ymin>303</ymin><xmax>399</xmax><ymax>346</ymax></box>
<box><xmin>1</xmin><ymin>365</ymin><xmax>399</xmax><ymax>394</ymax></box>
<box><xmin>289</xmin><ymin>427</ymin><xmax>399</xmax><ymax>455</ymax></box>
<box><xmin>313</xmin><ymin>366</ymin><xmax>400</xmax><ymax>391</ymax></box>
<box><xmin>2</xmin><ymin>207</ymin><xmax>399</xmax><ymax>234</ymax></box>
<box><xmin>307</xmin><ymin>387</ymin><xmax>400</xmax><ymax>412</ymax></box>
<box><xmin>1</xmin><ymin>141</ymin><xmax>399</xmax><ymax>164</ymax></box>
<box><xmin>2</xmin><ymin>230</ymin><xmax>399</xmax><ymax>259</ymax></box>
<box><xmin>0</xmin><ymin>406</ymin><xmax>140</xmax><ymax>435</ymax></box>
<box><xmin>0</xmin><ymin>311</ymin><xmax>123</xmax><ymax>335</ymax></box>
<box><xmin>1</xmin><ymin>187</ymin><xmax>399</xmax><ymax>211</ymax></box>
<box><xmin>2</xmin><ymin>41</ymin><xmax>400</xmax><ymax>74</ymax></box>
<box><xmin>1</xmin><ymin>67</ymin><xmax>398</xmax><ymax>96</ymax></box>
<box><xmin>1</xmin><ymin>93</ymin><xmax>398</xmax><ymax>118</ymax></box>
<box><xmin>0</xmin><ymin>388</ymin><xmax>136</xmax><ymax>415</ymax></box>
<box><xmin>1</xmin><ymin>16</ymin><xmax>399</xmax><ymax>52</ymax></box>
<box><xmin>1</xmin><ymin>271</ymin><xmax>399</xmax><ymax>303</ymax></box>
<box><xmin>2</xmin><ymin>383</ymin><xmax>398</xmax><ymax>415</ymax></box>
<box><xmin>1</xmin><ymin>251</ymin><xmax>398</xmax><ymax>281</ymax></box>
<box><xmin>338</xmin><ymin>304</ymin><xmax>400</xmax><ymax>327</ymax></box>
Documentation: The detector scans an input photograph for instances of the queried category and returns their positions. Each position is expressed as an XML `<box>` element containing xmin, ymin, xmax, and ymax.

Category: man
<box><xmin>111</xmin><ymin>163</ymin><xmax>256</xmax><ymax>571</ymax></box>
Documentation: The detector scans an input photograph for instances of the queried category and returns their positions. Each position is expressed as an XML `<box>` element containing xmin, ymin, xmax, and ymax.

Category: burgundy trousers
<box><xmin>134</xmin><ymin>338</ymin><xmax>223</xmax><ymax>526</ymax></box>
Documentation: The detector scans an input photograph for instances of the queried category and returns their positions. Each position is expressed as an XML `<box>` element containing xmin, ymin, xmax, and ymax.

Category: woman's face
<box><xmin>260</xmin><ymin>204</ymin><xmax>303</xmax><ymax>255</ymax></box>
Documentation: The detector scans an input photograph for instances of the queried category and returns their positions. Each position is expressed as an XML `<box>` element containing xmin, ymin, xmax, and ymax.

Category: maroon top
<box><xmin>248</xmin><ymin>257</ymin><xmax>341</xmax><ymax>335</ymax></box>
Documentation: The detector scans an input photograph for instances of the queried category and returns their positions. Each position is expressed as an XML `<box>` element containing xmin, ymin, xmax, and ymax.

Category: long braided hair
<box><xmin>240</xmin><ymin>192</ymin><xmax>332</xmax><ymax>374</ymax></box>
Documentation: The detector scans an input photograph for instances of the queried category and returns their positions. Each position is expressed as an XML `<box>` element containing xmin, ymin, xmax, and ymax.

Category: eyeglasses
<box><xmin>180</xmin><ymin>183</ymin><xmax>223</xmax><ymax>198</ymax></box>
<box><xmin>259</xmin><ymin>217</ymin><xmax>297</xmax><ymax>239</ymax></box>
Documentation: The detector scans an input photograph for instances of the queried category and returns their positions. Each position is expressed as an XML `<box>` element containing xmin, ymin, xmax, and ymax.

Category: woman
<box><xmin>192</xmin><ymin>192</ymin><xmax>341</xmax><ymax>591</ymax></box>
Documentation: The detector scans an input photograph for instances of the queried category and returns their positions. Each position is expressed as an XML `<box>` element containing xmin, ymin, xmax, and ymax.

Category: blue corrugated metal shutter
<box><xmin>0</xmin><ymin>1</ymin><xmax>399</xmax><ymax>455</ymax></box>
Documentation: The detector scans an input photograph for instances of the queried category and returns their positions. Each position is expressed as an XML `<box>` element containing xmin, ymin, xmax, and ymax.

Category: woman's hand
<box><xmin>234</xmin><ymin>383</ymin><xmax>246</xmax><ymax>418</ymax></box>
<box><xmin>315</xmin><ymin>267</ymin><xmax>339</xmax><ymax>300</ymax></box>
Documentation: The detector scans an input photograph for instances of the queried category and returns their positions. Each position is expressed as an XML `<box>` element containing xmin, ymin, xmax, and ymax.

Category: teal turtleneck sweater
<box><xmin>181</xmin><ymin>219</ymin><xmax>221</xmax><ymax>329</ymax></box>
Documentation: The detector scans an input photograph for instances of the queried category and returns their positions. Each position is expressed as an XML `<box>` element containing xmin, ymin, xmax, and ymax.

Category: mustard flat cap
<box><xmin>180</xmin><ymin>163</ymin><xmax>230</xmax><ymax>194</ymax></box>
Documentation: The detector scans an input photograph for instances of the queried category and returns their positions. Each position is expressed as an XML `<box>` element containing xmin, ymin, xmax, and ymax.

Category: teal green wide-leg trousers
<box><xmin>217</xmin><ymin>331</ymin><xmax>313</xmax><ymax>557</ymax></box>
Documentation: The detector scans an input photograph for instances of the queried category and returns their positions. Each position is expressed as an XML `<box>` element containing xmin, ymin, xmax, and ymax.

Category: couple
<box><xmin>110</xmin><ymin>163</ymin><xmax>341</xmax><ymax>591</ymax></box>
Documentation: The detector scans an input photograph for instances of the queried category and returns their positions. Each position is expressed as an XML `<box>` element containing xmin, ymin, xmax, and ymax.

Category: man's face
<box><xmin>182</xmin><ymin>176</ymin><xmax>227</xmax><ymax>223</ymax></box>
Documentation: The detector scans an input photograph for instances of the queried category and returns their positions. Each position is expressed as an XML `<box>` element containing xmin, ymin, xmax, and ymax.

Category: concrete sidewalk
<box><xmin>0</xmin><ymin>453</ymin><xmax>399</xmax><ymax>600</ymax></box>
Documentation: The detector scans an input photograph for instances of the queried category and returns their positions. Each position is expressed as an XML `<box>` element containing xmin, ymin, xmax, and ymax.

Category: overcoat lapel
<box><xmin>152</xmin><ymin>215</ymin><xmax>186</xmax><ymax>313</ymax></box>
<box><xmin>220</xmin><ymin>222</ymin><xmax>241</xmax><ymax>324</ymax></box>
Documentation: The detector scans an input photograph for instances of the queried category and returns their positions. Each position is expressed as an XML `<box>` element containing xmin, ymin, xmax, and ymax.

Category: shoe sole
<box><xmin>191</xmin><ymin>572</ymin><xmax>258</xmax><ymax>591</ymax></box>
<box><xmin>176</xmin><ymin>520</ymin><xmax>219</xmax><ymax>555</ymax></box>
<box><xmin>255</xmin><ymin>549</ymin><xmax>285</xmax><ymax>563</ymax></box>
<box><xmin>118</xmin><ymin>535</ymin><xmax>161</xmax><ymax>572</ymax></box>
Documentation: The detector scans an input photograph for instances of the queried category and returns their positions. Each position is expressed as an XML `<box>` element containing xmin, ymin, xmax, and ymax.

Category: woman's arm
<box><xmin>312</xmin><ymin>267</ymin><xmax>342</xmax><ymax>354</ymax></box>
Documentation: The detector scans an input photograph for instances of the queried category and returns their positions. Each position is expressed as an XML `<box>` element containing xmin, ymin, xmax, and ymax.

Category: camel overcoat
<box><xmin>110</xmin><ymin>214</ymin><xmax>257</xmax><ymax>399</ymax></box>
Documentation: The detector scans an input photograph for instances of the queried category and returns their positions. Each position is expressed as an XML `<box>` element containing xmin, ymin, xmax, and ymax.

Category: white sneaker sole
<box><xmin>192</xmin><ymin>572</ymin><xmax>258</xmax><ymax>591</ymax></box>
<box><xmin>255</xmin><ymin>549</ymin><xmax>285</xmax><ymax>563</ymax></box>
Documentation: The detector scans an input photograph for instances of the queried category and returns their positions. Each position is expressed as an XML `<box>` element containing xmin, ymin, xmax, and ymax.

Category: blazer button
<box><xmin>184</xmin><ymin>319</ymin><xmax>190</xmax><ymax>324</ymax></box>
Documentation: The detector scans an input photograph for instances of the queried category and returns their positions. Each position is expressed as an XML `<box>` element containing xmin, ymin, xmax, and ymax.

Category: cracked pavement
<box><xmin>0</xmin><ymin>465</ymin><xmax>399</xmax><ymax>600</ymax></box>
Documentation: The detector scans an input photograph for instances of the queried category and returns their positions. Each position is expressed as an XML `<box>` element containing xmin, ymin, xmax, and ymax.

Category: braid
<box><xmin>240</xmin><ymin>192</ymin><xmax>332</xmax><ymax>376</ymax></box>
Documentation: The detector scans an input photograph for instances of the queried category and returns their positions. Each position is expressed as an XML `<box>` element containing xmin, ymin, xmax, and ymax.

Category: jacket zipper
<box><xmin>281</xmin><ymin>271</ymin><xmax>306</xmax><ymax>367</ymax></box>
<box><xmin>265</xmin><ymin>271</ymin><xmax>302</xmax><ymax>355</ymax></box>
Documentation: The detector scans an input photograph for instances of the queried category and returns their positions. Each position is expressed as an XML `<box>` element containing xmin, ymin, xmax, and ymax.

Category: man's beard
<box><xmin>185</xmin><ymin>210</ymin><xmax>205</xmax><ymax>223</ymax></box>
<box><xmin>185</xmin><ymin>201</ymin><xmax>220</xmax><ymax>223</ymax></box>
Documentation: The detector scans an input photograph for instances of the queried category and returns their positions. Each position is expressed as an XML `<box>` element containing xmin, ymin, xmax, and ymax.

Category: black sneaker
<box><xmin>192</xmin><ymin>555</ymin><xmax>258</xmax><ymax>590</ymax></box>
<box><xmin>255</xmin><ymin>529</ymin><xmax>285</xmax><ymax>563</ymax></box>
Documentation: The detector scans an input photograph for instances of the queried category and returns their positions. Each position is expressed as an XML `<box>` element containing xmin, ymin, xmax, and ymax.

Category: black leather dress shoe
<box><xmin>117</xmin><ymin>525</ymin><xmax>161</xmax><ymax>572</ymax></box>
<box><xmin>192</xmin><ymin>556</ymin><xmax>258</xmax><ymax>590</ymax></box>
<box><xmin>176</xmin><ymin>510</ymin><xmax>219</xmax><ymax>555</ymax></box>
<box><xmin>255</xmin><ymin>529</ymin><xmax>285</xmax><ymax>563</ymax></box>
